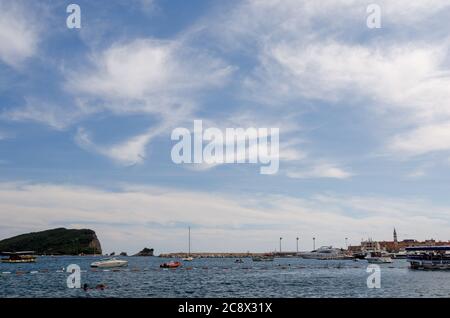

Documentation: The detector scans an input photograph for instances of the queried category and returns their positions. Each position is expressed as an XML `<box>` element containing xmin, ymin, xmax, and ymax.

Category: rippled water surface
<box><xmin>1</xmin><ymin>256</ymin><xmax>449</xmax><ymax>297</ymax></box>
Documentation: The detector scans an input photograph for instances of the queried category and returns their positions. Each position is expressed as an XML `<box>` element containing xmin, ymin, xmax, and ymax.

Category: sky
<box><xmin>1</xmin><ymin>0</ymin><xmax>450</xmax><ymax>254</ymax></box>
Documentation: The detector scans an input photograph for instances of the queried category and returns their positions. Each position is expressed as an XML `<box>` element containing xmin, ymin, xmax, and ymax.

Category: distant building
<box><xmin>380</xmin><ymin>239</ymin><xmax>450</xmax><ymax>253</ymax></box>
<box><xmin>348</xmin><ymin>229</ymin><xmax>450</xmax><ymax>253</ymax></box>
<box><xmin>361</xmin><ymin>239</ymin><xmax>380</xmax><ymax>251</ymax></box>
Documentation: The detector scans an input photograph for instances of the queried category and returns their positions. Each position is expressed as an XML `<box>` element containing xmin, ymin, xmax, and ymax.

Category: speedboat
<box><xmin>90</xmin><ymin>257</ymin><xmax>128</xmax><ymax>268</ymax></box>
<box><xmin>160</xmin><ymin>261</ymin><xmax>182</xmax><ymax>268</ymax></box>
<box><xmin>365</xmin><ymin>251</ymin><xmax>393</xmax><ymax>264</ymax></box>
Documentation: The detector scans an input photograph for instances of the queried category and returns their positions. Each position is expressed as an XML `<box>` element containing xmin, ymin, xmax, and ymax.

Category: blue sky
<box><xmin>1</xmin><ymin>0</ymin><xmax>450</xmax><ymax>254</ymax></box>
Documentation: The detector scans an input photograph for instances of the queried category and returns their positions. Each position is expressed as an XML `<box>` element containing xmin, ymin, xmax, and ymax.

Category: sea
<box><xmin>0</xmin><ymin>256</ymin><xmax>449</xmax><ymax>298</ymax></box>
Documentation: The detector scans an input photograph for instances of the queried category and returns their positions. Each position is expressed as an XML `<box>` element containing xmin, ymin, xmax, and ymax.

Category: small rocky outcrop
<box><xmin>133</xmin><ymin>247</ymin><xmax>154</xmax><ymax>256</ymax></box>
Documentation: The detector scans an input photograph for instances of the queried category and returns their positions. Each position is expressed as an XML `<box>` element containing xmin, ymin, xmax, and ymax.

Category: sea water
<box><xmin>0</xmin><ymin>256</ymin><xmax>449</xmax><ymax>298</ymax></box>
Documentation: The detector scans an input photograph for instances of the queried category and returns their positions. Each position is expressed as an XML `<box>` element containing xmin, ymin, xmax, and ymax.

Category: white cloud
<box><xmin>286</xmin><ymin>163</ymin><xmax>353</xmax><ymax>179</ymax></box>
<box><xmin>0</xmin><ymin>182</ymin><xmax>448</xmax><ymax>253</ymax></box>
<box><xmin>67</xmin><ymin>38</ymin><xmax>233</xmax><ymax>108</ymax></box>
<box><xmin>6</xmin><ymin>37</ymin><xmax>234</xmax><ymax>164</ymax></box>
<box><xmin>5</xmin><ymin>0</ymin><xmax>450</xmax><ymax>172</ymax></box>
<box><xmin>250</xmin><ymin>42</ymin><xmax>448</xmax><ymax>106</ymax></box>
<box><xmin>64</xmin><ymin>38</ymin><xmax>234</xmax><ymax>164</ymax></box>
<box><xmin>2</xmin><ymin>98</ymin><xmax>95</xmax><ymax>131</ymax></box>
<box><xmin>75</xmin><ymin>124</ymin><xmax>167</xmax><ymax>166</ymax></box>
<box><xmin>208</xmin><ymin>0</ymin><xmax>450</xmax><ymax>161</ymax></box>
<box><xmin>0</xmin><ymin>1</ymin><xmax>40</xmax><ymax>67</ymax></box>
<box><xmin>388</xmin><ymin>122</ymin><xmax>450</xmax><ymax>156</ymax></box>
<box><xmin>382</xmin><ymin>0</ymin><xmax>450</xmax><ymax>23</ymax></box>
<box><xmin>406</xmin><ymin>168</ymin><xmax>427</xmax><ymax>179</ymax></box>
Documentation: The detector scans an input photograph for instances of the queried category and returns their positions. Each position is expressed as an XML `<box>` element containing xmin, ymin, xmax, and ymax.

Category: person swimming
<box><xmin>83</xmin><ymin>283</ymin><xmax>107</xmax><ymax>291</ymax></box>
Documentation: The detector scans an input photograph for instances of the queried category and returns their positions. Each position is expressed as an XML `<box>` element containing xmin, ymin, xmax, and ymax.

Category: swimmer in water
<box><xmin>83</xmin><ymin>283</ymin><xmax>107</xmax><ymax>291</ymax></box>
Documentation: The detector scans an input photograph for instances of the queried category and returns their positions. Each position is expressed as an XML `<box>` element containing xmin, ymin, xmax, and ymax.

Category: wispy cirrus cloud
<box><xmin>2</xmin><ymin>98</ymin><xmax>96</xmax><ymax>131</ymax></box>
<box><xmin>67</xmin><ymin>39</ymin><xmax>234</xmax><ymax>111</ymax></box>
<box><xmin>286</xmin><ymin>163</ymin><xmax>353</xmax><ymax>180</ymax></box>
<box><xmin>201</xmin><ymin>0</ymin><xmax>450</xmax><ymax>166</ymax></box>
<box><xmin>3</xmin><ymin>0</ymin><xmax>450</xmax><ymax>181</ymax></box>
<box><xmin>75</xmin><ymin>124</ymin><xmax>167</xmax><ymax>166</ymax></box>
<box><xmin>65</xmin><ymin>38</ymin><xmax>234</xmax><ymax>164</ymax></box>
<box><xmin>5</xmin><ymin>36</ymin><xmax>235</xmax><ymax>164</ymax></box>
<box><xmin>2</xmin><ymin>0</ymin><xmax>450</xmax><ymax>254</ymax></box>
<box><xmin>388</xmin><ymin>121</ymin><xmax>450</xmax><ymax>157</ymax></box>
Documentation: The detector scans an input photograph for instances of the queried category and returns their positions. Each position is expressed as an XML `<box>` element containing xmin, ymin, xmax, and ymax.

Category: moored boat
<box><xmin>365</xmin><ymin>251</ymin><xmax>393</xmax><ymax>264</ymax></box>
<box><xmin>353</xmin><ymin>252</ymin><xmax>367</xmax><ymax>260</ymax></box>
<box><xmin>0</xmin><ymin>252</ymin><xmax>36</xmax><ymax>263</ymax></box>
<box><xmin>393</xmin><ymin>251</ymin><xmax>408</xmax><ymax>259</ymax></box>
<box><xmin>299</xmin><ymin>246</ymin><xmax>350</xmax><ymax>260</ymax></box>
<box><xmin>160</xmin><ymin>261</ymin><xmax>182</xmax><ymax>268</ymax></box>
<box><xmin>181</xmin><ymin>227</ymin><xmax>194</xmax><ymax>261</ymax></box>
<box><xmin>90</xmin><ymin>257</ymin><xmax>128</xmax><ymax>268</ymax></box>
<box><xmin>406</xmin><ymin>246</ymin><xmax>450</xmax><ymax>270</ymax></box>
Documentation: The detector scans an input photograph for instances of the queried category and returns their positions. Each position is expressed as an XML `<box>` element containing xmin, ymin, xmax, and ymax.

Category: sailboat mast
<box><xmin>188</xmin><ymin>226</ymin><xmax>191</xmax><ymax>256</ymax></box>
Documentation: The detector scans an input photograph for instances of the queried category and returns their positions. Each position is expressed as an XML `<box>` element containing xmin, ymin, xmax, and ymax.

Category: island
<box><xmin>133</xmin><ymin>247</ymin><xmax>154</xmax><ymax>256</ymax></box>
<box><xmin>0</xmin><ymin>228</ymin><xmax>102</xmax><ymax>255</ymax></box>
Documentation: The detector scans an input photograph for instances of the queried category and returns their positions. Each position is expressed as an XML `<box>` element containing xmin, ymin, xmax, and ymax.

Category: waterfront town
<box><xmin>349</xmin><ymin>228</ymin><xmax>450</xmax><ymax>254</ymax></box>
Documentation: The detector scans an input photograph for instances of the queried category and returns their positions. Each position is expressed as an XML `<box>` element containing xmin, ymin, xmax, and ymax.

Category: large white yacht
<box><xmin>299</xmin><ymin>246</ymin><xmax>349</xmax><ymax>260</ymax></box>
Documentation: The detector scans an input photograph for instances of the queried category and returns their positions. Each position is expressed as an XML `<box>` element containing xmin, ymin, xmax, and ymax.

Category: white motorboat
<box><xmin>90</xmin><ymin>257</ymin><xmax>128</xmax><ymax>268</ymax></box>
<box><xmin>365</xmin><ymin>251</ymin><xmax>393</xmax><ymax>264</ymax></box>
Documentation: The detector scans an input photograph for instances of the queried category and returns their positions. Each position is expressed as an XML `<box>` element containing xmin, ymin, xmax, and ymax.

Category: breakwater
<box><xmin>158</xmin><ymin>252</ymin><xmax>298</xmax><ymax>258</ymax></box>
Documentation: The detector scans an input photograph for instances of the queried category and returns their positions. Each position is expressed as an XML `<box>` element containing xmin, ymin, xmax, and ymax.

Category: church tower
<box><xmin>393</xmin><ymin>228</ymin><xmax>398</xmax><ymax>243</ymax></box>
